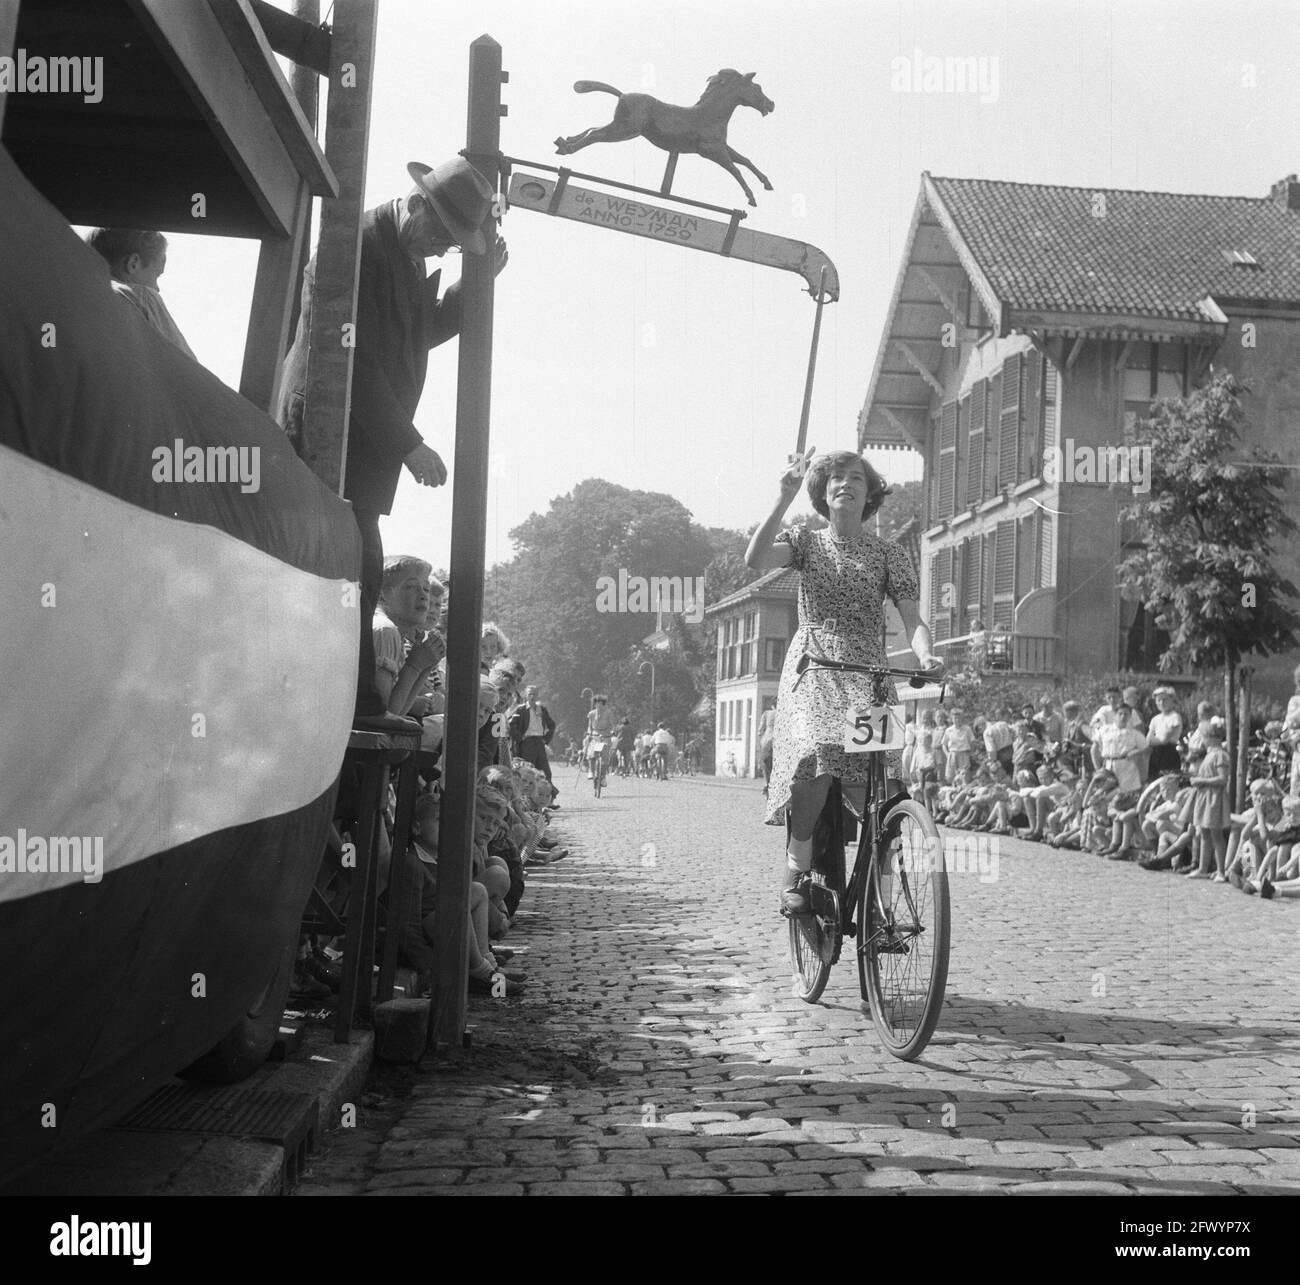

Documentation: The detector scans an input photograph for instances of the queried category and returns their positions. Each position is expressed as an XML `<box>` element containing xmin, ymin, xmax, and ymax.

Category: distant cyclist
<box><xmin>651</xmin><ymin>722</ymin><xmax>676</xmax><ymax>778</ymax></box>
<box><xmin>583</xmin><ymin>694</ymin><xmax>616</xmax><ymax>779</ymax></box>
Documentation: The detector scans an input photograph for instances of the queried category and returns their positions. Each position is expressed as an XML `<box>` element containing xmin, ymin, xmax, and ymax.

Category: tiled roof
<box><xmin>930</xmin><ymin>176</ymin><xmax>1300</xmax><ymax>321</ymax></box>
<box><xmin>705</xmin><ymin>564</ymin><xmax>799</xmax><ymax>615</ymax></box>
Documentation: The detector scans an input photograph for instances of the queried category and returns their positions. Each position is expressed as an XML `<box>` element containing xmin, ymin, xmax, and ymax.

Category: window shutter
<box><xmin>1022</xmin><ymin>348</ymin><xmax>1043</xmax><ymax>482</ymax></box>
<box><xmin>1039</xmin><ymin>510</ymin><xmax>1054</xmax><ymax>588</ymax></box>
<box><xmin>927</xmin><ymin>418</ymin><xmax>941</xmax><ymax>524</ymax></box>
<box><xmin>992</xmin><ymin>518</ymin><xmax>1016</xmax><ymax>628</ymax></box>
<box><xmin>938</xmin><ymin>401</ymin><xmax>957</xmax><ymax>519</ymax></box>
<box><xmin>963</xmin><ymin>533</ymin><xmax>982</xmax><ymax>622</ymax></box>
<box><xmin>966</xmin><ymin>381</ymin><xmax>986</xmax><ymax>505</ymax></box>
<box><xmin>998</xmin><ymin>353</ymin><xmax>1022</xmax><ymax>489</ymax></box>
<box><xmin>955</xmin><ymin>395</ymin><xmax>969</xmax><ymax>511</ymax></box>
<box><xmin>1043</xmin><ymin>359</ymin><xmax>1059</xmax><ymax>460</ymax></box>
<box><xmin>928</xmin><ymin>551</ymin><xmax>941</xmax><ymax>630</ymax></box>
<box><xmin>951</xmin><ymin>541</ymin><xmax>965</xmax><ymax>634</ymax></box>
<box><xmin>1017</xmin><ymin>514</ymin><xmax>1036</xmax><ymax>598</ymax></box>
<box><xmin>931</xmin><ymin>546</ymin><xmax>953</xmax><ymax>641</ymax></box>
<box><xmin>985</xmin><ymin>372</ymin><xmax>1002</xmax><ymax>497</ymax></box>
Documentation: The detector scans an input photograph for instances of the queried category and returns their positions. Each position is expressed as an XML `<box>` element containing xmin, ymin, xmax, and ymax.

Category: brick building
<box><xmin>858</xmin><ymin>172</ymin><xmax>1300</xmax><ymax>697</ymax></box>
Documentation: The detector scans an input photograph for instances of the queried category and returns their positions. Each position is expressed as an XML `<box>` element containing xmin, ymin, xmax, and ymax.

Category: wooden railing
<box><xmin>930</xmin><ymin>631</ymin><xmax>1060</xmax><ymax>676</ymax></box>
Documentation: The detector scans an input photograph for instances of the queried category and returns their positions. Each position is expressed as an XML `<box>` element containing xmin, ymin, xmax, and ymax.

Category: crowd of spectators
<box><xmin>299</xmin><ymin>557</ymin><xmax>570</xmax><ymax>1001</ymax></box>
<box><xmin>907</xmin><ymin>669</ymin><xmax>1300</xmax><ymax>902</ymax></box>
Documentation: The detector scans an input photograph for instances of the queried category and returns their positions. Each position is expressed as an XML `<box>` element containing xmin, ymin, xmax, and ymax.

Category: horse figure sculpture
<box><xmin>554</xmin><ymin>69</ymin><xmax>775</xmax><ymax>207</ymax></box>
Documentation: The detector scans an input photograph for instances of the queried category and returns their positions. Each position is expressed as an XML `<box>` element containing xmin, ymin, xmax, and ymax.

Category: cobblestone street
<box><xmin>298</xmin><ymin>774</ymin><xmax>1300</xmax><ymax>1197</ymax></box>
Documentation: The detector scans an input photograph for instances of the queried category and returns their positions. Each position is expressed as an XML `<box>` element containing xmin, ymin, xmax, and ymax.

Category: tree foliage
<box><xmin>1116</xmin><ymin>372</ymin><xmax>1299</xmax><ymax>672</ymax></box>
<box><xmin>481</xmin><ymin>479</ymin><xmax>746</xmax><ymax>741</ymax></box>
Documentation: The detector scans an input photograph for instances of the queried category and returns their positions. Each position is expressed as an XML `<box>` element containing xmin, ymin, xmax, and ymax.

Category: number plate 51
<box><xmin>844</xmin><ymin>705</ymin><xmax>905</xmax><ymax>752</ymax></box>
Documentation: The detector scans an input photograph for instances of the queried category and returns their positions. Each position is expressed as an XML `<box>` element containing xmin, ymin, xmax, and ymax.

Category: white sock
<box><xmin>786</xmin><ymin>835</ymin><xmax>813</xmax><ymax>872</ymax></box>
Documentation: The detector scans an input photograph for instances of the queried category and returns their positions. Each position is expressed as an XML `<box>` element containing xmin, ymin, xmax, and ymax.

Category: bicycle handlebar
<box><xmin>794</xmin><ymin>650</ymin><xmax>942</xmax><ymax>687</ymax></box>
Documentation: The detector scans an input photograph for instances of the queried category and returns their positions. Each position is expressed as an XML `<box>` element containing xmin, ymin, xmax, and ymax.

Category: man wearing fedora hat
<box><xmin>278</xmin><ymin>156</ymin><xmax>507</xmax><ymax>727</ymax></box>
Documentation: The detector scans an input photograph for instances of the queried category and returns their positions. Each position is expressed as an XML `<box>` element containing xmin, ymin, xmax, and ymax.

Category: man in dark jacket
<box><xmin>277</xmin><ymin>157</ymin><xmax>506</xmax><ymax>724</ymax></box>
<box><xmin>509</xmin><ymin>685</ymin><xmax>556</xmax><ymax>781</ymax></box>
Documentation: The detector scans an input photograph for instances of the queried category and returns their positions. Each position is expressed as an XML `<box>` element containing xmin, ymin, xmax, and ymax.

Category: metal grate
<box><xmin>112</xmin><ymin>1085</ymin><xmax>319</xmax><ymax>1191</ymax></box>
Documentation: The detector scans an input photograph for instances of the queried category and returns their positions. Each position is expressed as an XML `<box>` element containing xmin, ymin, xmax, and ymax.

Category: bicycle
<box><xmin>782</xmin><ymin>652</ymin><xmax>951</xmax><ymax>1061</ymax></box>
<box><xmin>587</xmin><ymin>739</ymin><xmax>608</xmax><ymax>797</ymax></box>
<box><xmin>653</xmin><ymin>745</ymin><xmax>669</xmax><ymax>781</ymax></box>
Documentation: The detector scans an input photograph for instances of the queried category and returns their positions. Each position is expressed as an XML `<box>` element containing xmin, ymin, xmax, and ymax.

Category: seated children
<box><xmin>1246</xmin><ymin>792</ymin><xmax>1300</xmax><ymax>898</ymax></box>
<box><xmin>396</xmin><ymin>794</ymin><xmax>524</xmax><ymax>997</ymax></box>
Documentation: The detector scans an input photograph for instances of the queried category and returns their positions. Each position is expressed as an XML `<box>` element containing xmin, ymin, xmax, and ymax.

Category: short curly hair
<box><xmin>805</xmin><ymin>451</ymin><xmax>890</xmax><ymax>521</ymax></box>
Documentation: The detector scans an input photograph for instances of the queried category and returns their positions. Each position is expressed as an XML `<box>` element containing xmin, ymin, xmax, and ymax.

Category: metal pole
<box><xmin>793</xmin><ymin>265</ymin><xmax>829</xmax><ymax>459</ymax></box>
<box><xmin>428</xmin><ymin>35</ymin><xmax>503</xmax><ymax>1052</ymax></box>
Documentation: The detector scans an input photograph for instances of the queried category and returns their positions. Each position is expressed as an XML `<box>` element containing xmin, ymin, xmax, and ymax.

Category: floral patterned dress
<box><xmin>764</xmin><ymin>525</ymin><xmax>920</xmax><ymax>826</ymax></box>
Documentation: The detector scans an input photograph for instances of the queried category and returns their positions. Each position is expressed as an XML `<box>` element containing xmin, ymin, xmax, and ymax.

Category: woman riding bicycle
<box><xmin>744</xmin><ymin>449</ymin><xmax>943</xmax><ymax>915</ymax></box>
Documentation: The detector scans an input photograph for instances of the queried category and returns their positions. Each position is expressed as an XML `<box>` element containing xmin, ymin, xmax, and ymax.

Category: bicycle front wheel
<box><xmin>858</xmin><ymin>800</ymin><xmax>950</xmax><ymax>1059</ymax></box>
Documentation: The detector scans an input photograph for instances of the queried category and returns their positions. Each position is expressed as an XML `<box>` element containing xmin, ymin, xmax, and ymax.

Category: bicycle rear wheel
<box><xmin>858</xmin><ymin>800</ymin><xmax>950</xmax><ymax>1059</ymax></box>
<box><xmin>591</xmin><ymin>759</ymin><xmax>602</xmax><ymax>798</ymax></box>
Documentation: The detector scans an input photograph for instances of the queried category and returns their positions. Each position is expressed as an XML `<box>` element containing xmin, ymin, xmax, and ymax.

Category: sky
<box><xmin>151</xmin><ymin>0</ymin><xmax>1300</xmax><ymax>571</ymax></box>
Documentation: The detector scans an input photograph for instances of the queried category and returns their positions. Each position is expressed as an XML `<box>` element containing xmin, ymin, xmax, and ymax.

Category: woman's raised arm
<box><xmin>745</xmin><ymin>450</ymin><xmax>812</xmax><ymax>570</ymax></box>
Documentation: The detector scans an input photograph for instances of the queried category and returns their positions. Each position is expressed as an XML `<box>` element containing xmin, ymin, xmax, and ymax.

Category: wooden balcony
<box><xmin>934</xmin><ymin>631</ymin><xmax>1060</xmax><ymax>677</ymax></box>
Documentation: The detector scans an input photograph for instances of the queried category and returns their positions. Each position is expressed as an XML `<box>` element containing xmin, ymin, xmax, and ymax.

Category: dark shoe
<box><xmin>290</xmin><ymin>964</ymin><xmax>332</xmax><ymax>1001</ymax></box>
<box><xmin>304</xmin><ymin>954</ymin><xmax>342</xmax><ymax>992</ymax></box>
<box><xmin>469</xmin><ymin>971</ymin><xmax>525</xmax><ymax>996</ymax></box>
<box><xmin>1259</xmin><ymin>877</ymin><xmax>1276</xmax><ymax>900</ymax></box>
<box><xmin>538</xmin><ymin>837</ymin><xmax>558</xmax><ymax>849</ymax></box>
<box><xmin>780</xmin><ymin>870</ymin><xmax>812</xmax><ymax>915</ymax></box>
<box><xmin>491</xmin><ymin>947</ymin><xmax>516</xmax><ymax>962</ymax></box>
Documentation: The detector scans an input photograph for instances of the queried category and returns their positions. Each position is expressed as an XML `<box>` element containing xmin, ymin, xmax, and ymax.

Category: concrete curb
<box><xmin>3</xmin><ymin>1025</ymin><xmax>373</xmax><ymax>1197</ymax></box>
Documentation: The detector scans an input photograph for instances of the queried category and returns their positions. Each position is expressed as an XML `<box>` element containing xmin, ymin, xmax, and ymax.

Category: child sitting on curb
<box><xmin>1135</xmin><ymin>774</ymin><xmax>1190</xmax><ymax>869</ymax></box>
<box><xmin>394</xmin><ymin>794</ymin><xmax>525</xmax><ymax>997</ymax></box>
<box><xmin>1023</xmin><ymin>763</ymin><xmax>1071</xmax><ymax>840</ymax></box>
<box><xmin>1045</xmin><ymin>770</ymin><xmax>1084</xmax><ymax>846</ymax></box>
<box><xmin>1078</xmin><ymin>770</ymin><xmax>1119</xmax><ymax>852</ymax></box>
<box><xmin>1226</xmin><ymin>778</ymin><xmax>1282</xmax><ymax>889</ymax></box>
<box><xmin>1246</xmin><ymin>792</ymin><xmax>1300</xmax><ymax>898</ymax></box>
